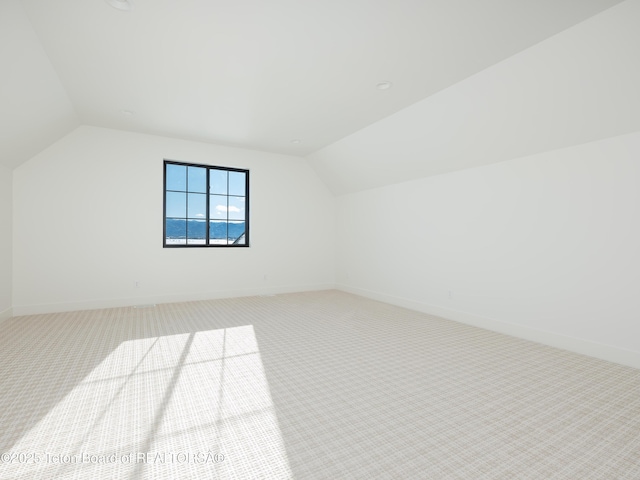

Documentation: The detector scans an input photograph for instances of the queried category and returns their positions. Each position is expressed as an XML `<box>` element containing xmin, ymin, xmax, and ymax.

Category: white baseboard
<box><xmin>0</xmin><ymin>306</ymin><xmax>12</xmax><ymax>324</ymax></box>
<box><xmin>338</xmin><ymin>284</ymin><xmax>640</xmax><ymax>370</ymax></box>
<box><xmin>12</xmin><ymin>283</ymin><xmax>336</xmax><ymax>317</ymax></box>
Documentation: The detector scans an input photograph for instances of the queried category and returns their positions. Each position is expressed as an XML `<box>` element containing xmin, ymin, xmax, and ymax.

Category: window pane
<box><xmin>166</xmin><ymin>192</ymin><xmax>186</xmax><ymax>218</ymax></box>
<box><xmin>232</xmin><ymin>233</ymin><xmax>246</xmax><ymax>245</ymax></box>
<box><xmin>210</xmin><ymin>169</ymin><xmax>227</xmax><ymax>195</ymax></box>
<box><xmin>228</xmin><ymin>196</ymin><xmax>245</xmax><ymax>220</ymax></box>
<box><xmin>187</xmin><ymin>219</ymin><xmax>207</xmax><ymax>242</ymax></box>
<box><xmin>228</xmin><ymin>221</ymin><xmax>245</xmax><ymax>243</ymax></box>
<box><xmin>187</xmin><ymin>193</ymin><xmax>206</xmax><ymax>219</ymax></box>
<box><xmin>187</xmin><ymin>166</ymin><xmax>206</xmax><ymax>193</ymax></box>
<box><xmin>229</xmin><ymin>171</ymin><xmax>246</xmax><ymax>196</ymax></box>
<box><xmin>166</xmin><ymin>218</ymin><xmax>186</xmax><ymax>244</ymax></box>
<box><xmin>209</xmin><ymin>221</ymin><xmax>228</xmax><ymax>245</ymax></box>
<box><xmin>209</xmin><ymin>195</ymin><xmax>227</xmax><ymax>219</ymax></box>
<box><xmin>166</xmin><ymin>164</ymin><xmax>187</xmax><ymax>191</ymax></box>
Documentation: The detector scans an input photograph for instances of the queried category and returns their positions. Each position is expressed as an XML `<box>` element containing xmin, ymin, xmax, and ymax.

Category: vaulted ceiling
<box><xmin>2</xmin><ymin>0</ymin><xmax>638</xmax><ymax>194</ymax></box>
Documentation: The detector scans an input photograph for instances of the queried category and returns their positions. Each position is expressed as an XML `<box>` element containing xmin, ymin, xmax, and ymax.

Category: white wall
<box><xmin>0</xmin><ymin>165</ymin><xmax>12</xmax><ymax>320</ymax></box>
<box><xmin>336</xmin><ymin>132</ymin><xmax>640</xmax><ymax>368</ymax></box>
<box><xmin>13</xmin><ymin>126</ymin><xmax>335</xmax><ymax>314</ymax></box>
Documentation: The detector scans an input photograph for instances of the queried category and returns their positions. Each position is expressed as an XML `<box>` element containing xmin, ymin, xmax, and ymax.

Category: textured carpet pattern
<box><xmin>0</xmin><ymin>290</ymin><xmax>639</xmax><ymax>479</ymax></box>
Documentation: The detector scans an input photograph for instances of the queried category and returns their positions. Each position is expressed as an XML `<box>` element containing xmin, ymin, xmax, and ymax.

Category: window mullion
<box><xmin>185</xmin><ymin>172</ymin><xmax>189</xmax><ymax>243</ymax></box>
<box><xmin>206</xmin><ymin>168</ymin><xmax>210</xmax><ymax>245</ymax></box>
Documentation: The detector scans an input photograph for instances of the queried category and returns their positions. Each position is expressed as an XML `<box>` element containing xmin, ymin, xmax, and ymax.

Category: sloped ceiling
<box><xmin>1</xmin><ymin>0</ymin><xmax>633</xmax><ymax>186</ymax></box>
<box><xmin>0</xmin><ymin>0</ymin><xmax>78</xmax><ymax>169</ymax></box>
<box><xmin>310</xmin><ymin>0</ymin><xmax>640</xmax><ymax>194</ymax></box>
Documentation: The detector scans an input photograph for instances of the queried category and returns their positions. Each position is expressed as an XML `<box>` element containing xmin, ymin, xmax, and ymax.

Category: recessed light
<box><xmin>376</xmin><ymin>81</ymin><xmax>393</xmax><ymax>90</ymax></box>
<box><xmin>291</xmin><ymin>139</ymin><xmax>301</xmax><ymax>144</ymax></box>
<box><xmin>105</xmin><ymin>0</ymin><xmax>134</xmax><ymax>11</ymax></box>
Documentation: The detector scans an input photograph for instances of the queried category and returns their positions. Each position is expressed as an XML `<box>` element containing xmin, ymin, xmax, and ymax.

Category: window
<box><xmin>164</xmin><ymin>160</ymin><xmax>249</xmax><ymax>247</ymax></box>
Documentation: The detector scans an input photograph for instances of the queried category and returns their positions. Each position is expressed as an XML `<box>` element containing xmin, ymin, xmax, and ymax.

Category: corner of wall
<box><xmin>0</xmin><ymin>307</ymin><xmax>12</xmax><ymax>324</ymax></box>
<box><xmin>0</xmin><ymin>165</ymin><xmax>12</xmax><ymax>322</ymax></box>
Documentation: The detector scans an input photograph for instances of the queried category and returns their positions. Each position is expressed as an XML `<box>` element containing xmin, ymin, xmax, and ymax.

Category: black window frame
<box><xmin>163</xmin><ymin>160</ymin><xmax>250</xmax><ymax>248</ymax></box>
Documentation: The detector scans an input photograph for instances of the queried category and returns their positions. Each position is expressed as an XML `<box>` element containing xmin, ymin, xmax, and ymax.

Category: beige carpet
<box><xmin>0</xmin><ymin>290</ymin><xmax>638</xmax><ymax>479</ymax></box>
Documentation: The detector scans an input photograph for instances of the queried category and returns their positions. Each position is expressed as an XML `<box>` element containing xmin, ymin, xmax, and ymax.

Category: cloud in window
<box><xmin>216</xmin><ymin>205</ymin><xmax>241</xmax><ymax>213</ymax></box>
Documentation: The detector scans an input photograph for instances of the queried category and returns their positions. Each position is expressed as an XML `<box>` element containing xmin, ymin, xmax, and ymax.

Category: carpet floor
<box><xmin>0</xmin><ymin>290</ymin><xmax>638</xmax><ymax>479</ymax></box>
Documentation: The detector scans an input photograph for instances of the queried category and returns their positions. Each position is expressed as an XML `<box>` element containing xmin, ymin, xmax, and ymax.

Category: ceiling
<box><xmin>1</xmin><ymin>0</ymin><xmax>634</xmax><ymax>188</ymax></box>
<box><xmin>310</xmin><ymin>0</ymin><xmax>640</xmax><ymax>193</ymax></box>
